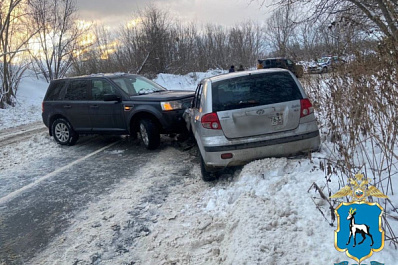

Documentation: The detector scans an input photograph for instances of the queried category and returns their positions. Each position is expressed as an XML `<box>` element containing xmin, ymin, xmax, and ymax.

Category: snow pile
<box><xmin>0</xmin><ymin>71</ymin><xmax>48</xmax><ymax>129</ymax></box>
<box><xmin>153</xmin><ymin>69</ymin><xmax>226</xmax><ymax>90</ymax></box>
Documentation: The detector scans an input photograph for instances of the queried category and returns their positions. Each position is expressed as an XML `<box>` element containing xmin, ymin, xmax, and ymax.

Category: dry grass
<box><xmin>301</xmin><ymin>52</ymin><xmax>398</xmax><ymax>247</ymax></box>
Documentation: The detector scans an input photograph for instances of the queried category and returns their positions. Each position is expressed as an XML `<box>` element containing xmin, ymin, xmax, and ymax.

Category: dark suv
<box><xmin>42</xmin><ymin>73</ymin><xmax>194</xmax><ymax>149</ymax></box>
<box><xmin>257</xmin><ymin>58</ymin><xmax>303</xmax><ymax>78</ymax></box>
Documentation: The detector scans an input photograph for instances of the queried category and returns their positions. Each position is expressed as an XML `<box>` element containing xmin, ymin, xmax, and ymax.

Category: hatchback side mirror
<box><xmin>104</xmin><ymin>94</ymin><xmax>121</xmax><ymax>102</ymax></box>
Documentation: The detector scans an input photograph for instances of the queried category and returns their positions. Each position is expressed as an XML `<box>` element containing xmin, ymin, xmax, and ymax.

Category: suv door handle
<box><xmin>63</xmin><ymin>105</ymin><xmax>71</xmax><ymax>109</ymax></box>
<box><xmin>90</xmin><ymin>105</ymin><xmax>99</xmax><ymax>109</ymax></box>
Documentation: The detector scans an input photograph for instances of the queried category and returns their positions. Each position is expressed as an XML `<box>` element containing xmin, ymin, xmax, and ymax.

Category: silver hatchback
<box><xmin>184</xmin><ymin>69</ymin><xmax>320</xmax><ymax>181</ymax></box>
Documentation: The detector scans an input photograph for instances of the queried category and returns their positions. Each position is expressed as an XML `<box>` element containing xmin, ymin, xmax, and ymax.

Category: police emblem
<box><xmin>331</xmin><ymin>173</ymin><xmax>388</xmax><ymax>264</ymax></box>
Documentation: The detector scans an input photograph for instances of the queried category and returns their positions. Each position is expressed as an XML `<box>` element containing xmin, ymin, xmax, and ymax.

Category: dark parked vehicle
<box><xmin>42</xmin><ymin>73</ymin><xmax>194</xmax><ymax>149</ymax></box>
<box><xmin>257</xmin><ymin>58</ymin><xmax>304</xmax><ymax>78</ymax></box>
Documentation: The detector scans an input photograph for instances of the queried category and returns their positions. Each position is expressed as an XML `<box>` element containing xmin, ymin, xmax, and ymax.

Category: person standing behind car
<box><xmin>229</xmin><ymin>65</ymin><xmax>235</xmax><ymax>72</ymax></box>
<box><xmin>237</xmin><ymin>65</ymin><xmax>244</xmax><ymax>71</ymax></box>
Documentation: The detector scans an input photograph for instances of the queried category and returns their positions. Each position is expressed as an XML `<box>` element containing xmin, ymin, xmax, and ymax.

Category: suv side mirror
<box><xmin>104</xmin><ymin>94</ymin><xmax>121</xmax><ymax>102</ymax></box>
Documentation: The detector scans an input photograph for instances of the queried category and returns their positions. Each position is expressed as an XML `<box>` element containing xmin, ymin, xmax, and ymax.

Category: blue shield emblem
<box><xmin>335</xmin><ymin>202</ymin><xmax>384</xmax><ymax>263</ymax></box>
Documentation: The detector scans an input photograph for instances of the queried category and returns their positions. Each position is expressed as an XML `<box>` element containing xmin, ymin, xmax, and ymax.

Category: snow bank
<box><xmin>153</xmin><ymin>70</ymin><xmax>226</xmax><ymax>90</ymax></box>
<box><xmin>0</xmin><ymin>71</ymin><xmax>48</xmax><ymax>129</ymax></box>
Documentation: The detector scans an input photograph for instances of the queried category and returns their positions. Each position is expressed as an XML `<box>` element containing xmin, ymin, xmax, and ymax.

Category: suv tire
<box><xmin>139</xmin><ymin>119</ymin><xmax>160</xmax><ymax>150</ymax></box>
<box><xmin>52</xmin><ymin>118</ymin><xmax>79</xmax><ymax>146</ymax></box>
<box><xmin>200</xmin><ymin>153</ymin><xmax>217</xmax><ymax>181</ymax></box>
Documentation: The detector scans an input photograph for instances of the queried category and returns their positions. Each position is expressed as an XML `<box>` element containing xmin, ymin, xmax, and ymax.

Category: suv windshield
<box><xmin>111</xmin><ymin>75</ymin><xmax>166</xmax><ymax>96</ymax></box>
<box><xmin>212</xmin><ymin>72</ymin><xmax>303</xmax><ymax>112</ymax></box>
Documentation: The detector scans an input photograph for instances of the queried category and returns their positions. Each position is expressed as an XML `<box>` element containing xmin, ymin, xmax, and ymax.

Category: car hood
<box><xmin>130</xmin><ymin>90</ymin><xmax>194</xmax><ymax>101</ymax></box>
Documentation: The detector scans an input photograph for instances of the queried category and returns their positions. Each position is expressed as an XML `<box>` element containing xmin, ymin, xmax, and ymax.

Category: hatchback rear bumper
<box><xmin>200</xmin><ymin>130</ymin><xmax>320</xmax><ymax>168</ymax></box>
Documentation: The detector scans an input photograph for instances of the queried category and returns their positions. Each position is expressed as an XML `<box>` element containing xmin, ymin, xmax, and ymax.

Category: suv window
<box><xmin>45</xmin><ymin>80</ymin><xmax>66</xmax><ymax>100</ymax></box>
<box><xmin>111</xmin><ymin>76</ymin><xmax>165</xmax><ymax>96</ymax></box>
<box><xmin>212</xmin><ymin>72</ymin><xmax>302</xmax><ymax>112</ymax></box>
<box><xmin>275</xmin><ymin>60</ymin><xmax>287</xmax><ymax>68</ymax></box>
<box><xmin>64</xmin><ymin>80</ymin><xmax>89</xmax><ymax>100</ymax></box>
<box><xmin>91</xmin><ymin>80</ymin><xmax>117</xmax><ymax>100</ymax></box>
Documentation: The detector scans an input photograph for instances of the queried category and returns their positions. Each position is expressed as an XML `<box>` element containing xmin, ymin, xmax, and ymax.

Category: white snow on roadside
<box><xmin>0</xmin><ymin>71</ymin><xmax>48</xmax><ymax>129</ymax></box>
<box><xmin>153</xmin><ymin>70</ymin><xmax>226</xmax><ymax>90</ymax></box>
<box><xmin>1</xmin><ymin>70</ymin><xmax>397</xmax><ymax>264</ymax></box>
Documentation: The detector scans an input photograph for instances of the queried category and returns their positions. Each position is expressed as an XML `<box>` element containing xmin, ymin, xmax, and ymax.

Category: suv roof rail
<box><xmin>90</xmin><ymin>73</ymin><xmax>105</xmax><ymax>77</ymax></box>
<box><xmin>88</xmin><ymin>72</ymin><xmax>128</xmax><ymax>77</ymax></box>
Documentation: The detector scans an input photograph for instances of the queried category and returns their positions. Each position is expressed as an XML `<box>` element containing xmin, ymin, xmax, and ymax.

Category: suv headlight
<box><xmin>161</xmin><ymin>101</ymin><xmax>182</xmax><ymax>111</ymax></box>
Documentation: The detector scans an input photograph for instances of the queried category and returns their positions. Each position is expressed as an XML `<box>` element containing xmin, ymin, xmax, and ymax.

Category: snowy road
<box><xmin>0</xmin><ymin>129</ymin><xmax>197</xmax><ymax>264</ymax></box>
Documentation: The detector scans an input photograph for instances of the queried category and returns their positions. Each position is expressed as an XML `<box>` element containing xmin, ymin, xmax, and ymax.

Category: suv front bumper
<box><xmin>160</xmin><ymin>109</ymin><xmax>190</xmax><ymax>134</ymax></box>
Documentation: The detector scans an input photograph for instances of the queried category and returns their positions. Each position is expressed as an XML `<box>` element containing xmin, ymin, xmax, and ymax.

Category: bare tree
<box><xmin>71</xmin><ymin>25</ymin><xmax>122</xmax><ymax>75</ymax></box>
<box><xmin>0</xmin><ymin>0</ymin><xmax>37</xmax><ymax>108</ymax></box>
<box><xmin>29</xmin><ymin>0</ymin><xmax>88</xmax><ymax>82</ymax></box>
<box><xmin>229</xmin><ymin>22</ymin><xmax>265</xmax><ymax>68</ymax></box>
<box><xmin>117</xmin><ymin>6</ymin><xmax>173</xmax><ymax>77</ymax></box>
<box><xmin>266</xmin><ymin>3</ymin><xmax>298</xmax><ymax>57</ymax></box>
<box><xmin>69</xmin><ymin>5</ymin><xmax>267</xmax><ymax>76</ymax></box>
<box><xmin>269</xmin><ymin>0</ymin><xmax>398</xmax><ymax>43</ymax></box>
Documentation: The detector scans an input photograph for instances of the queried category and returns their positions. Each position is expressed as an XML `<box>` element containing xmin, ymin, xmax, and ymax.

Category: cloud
<box><xmin>76</xmin><ymin>0</ymin><xmax>269</xmax><ymax>28</ymax></box>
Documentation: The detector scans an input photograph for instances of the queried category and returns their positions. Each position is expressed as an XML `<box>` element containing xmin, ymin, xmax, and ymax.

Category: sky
<box><xmin>76</xmin><ymin>0</ymin><xmax>272</xmax><ymax>28</ymax></box>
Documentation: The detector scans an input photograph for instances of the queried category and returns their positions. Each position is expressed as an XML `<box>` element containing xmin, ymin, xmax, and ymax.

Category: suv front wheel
<box><xmin>52</xmin><ymin>118</ymin><xmax>79</xmax><ymax>146</ymax></box>
<box><xmin>139</xmin><ymin>119</ymin><xmax>160</xmax><ymax>150</ymax></box>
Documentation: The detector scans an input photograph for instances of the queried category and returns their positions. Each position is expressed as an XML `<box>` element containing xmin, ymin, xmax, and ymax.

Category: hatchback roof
<box><xmin>207</xmin><ymin>68</ymin><xmax>291</xmax><ymax>83</ymax></box>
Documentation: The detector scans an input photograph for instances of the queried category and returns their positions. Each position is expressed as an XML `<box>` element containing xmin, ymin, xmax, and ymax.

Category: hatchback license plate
<box><xmin>271</xmin><ymin>114</ymin><xmax>283</xmax><ymax>126</ymax></box>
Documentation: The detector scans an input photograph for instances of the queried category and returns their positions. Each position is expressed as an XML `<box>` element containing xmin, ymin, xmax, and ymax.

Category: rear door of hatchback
<box><xmin>212</xmin><ymin>71</ymin><xmax>303</xmax><ymax>139</ymax></box>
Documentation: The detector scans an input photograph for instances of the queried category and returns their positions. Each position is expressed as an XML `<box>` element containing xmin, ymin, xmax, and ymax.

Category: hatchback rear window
<box><xmin>212</xmin><ymin>72</ymin><xmax>302</xmax><ymax>112</ymax></box>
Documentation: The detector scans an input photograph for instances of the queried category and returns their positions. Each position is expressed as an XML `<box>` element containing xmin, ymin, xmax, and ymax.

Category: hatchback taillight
<box><xmin>42</xmin><ymin>102</ymin><xmax>44</xmax><ymax>113</ymax></box>
<box><xmin>300</xmin><ymin>99</ymin><xmax>314</xmax><ymax>117</ymax></box>
<box><xmin>201</xmin><ymin>113</ymin><xmax>222</xmax><ymax>130</ymax></box>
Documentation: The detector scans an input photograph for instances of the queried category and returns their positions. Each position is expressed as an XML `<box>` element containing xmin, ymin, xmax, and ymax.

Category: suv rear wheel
<box><xmin>52</xmin><ymin>118</ymin><xmax>79</xmax><ymax>146</ymax></box>
<box><xmin>139</xmin><ymin>119</ymin><xmax>160</xmax><ymax>150</ymax></box>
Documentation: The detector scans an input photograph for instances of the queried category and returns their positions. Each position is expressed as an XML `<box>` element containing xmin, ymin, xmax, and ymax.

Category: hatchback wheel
<box><xmin>139</xmin><ymin>119</ymin><xmax>160</xmax><ymax>150</ymax></box>
<box><xmin>200</xmin><ymin>153</ymin><xmax>217</xmax><ymax>181</ymax></box>
<box><xmin>52</xmin><ymin>118</ymin><xmax>79</xmax><ymax>146</ymax></box>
